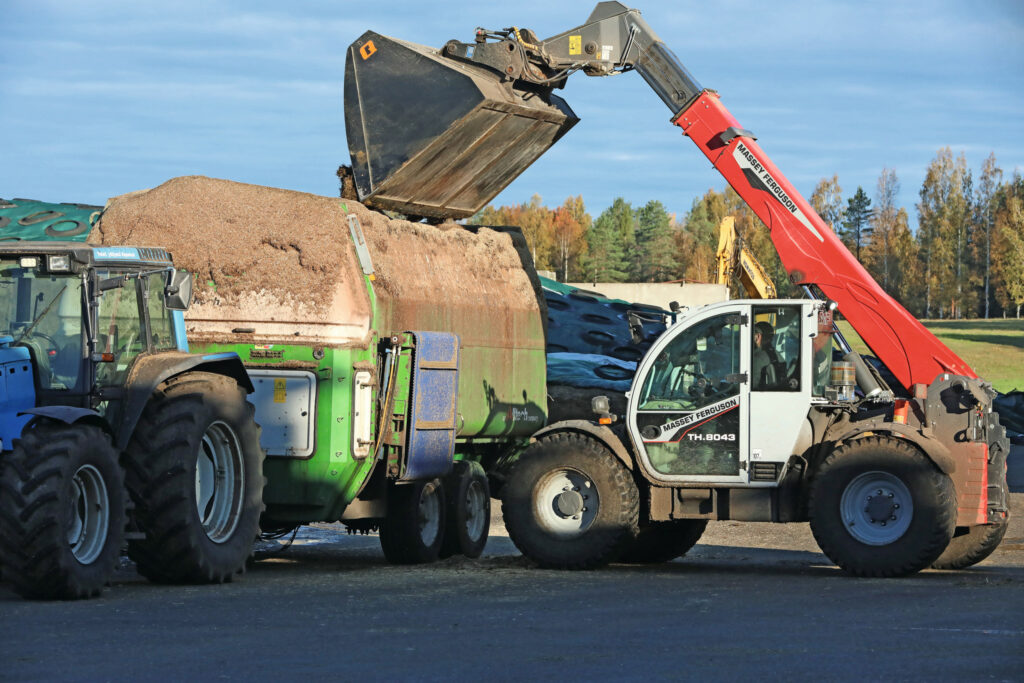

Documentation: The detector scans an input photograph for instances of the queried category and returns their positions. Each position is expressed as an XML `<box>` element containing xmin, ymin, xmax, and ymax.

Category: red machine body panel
<box><xmin>672</xmin><ymin>91</ymin><xmax>975</xmax><ymax>390</ymax></box>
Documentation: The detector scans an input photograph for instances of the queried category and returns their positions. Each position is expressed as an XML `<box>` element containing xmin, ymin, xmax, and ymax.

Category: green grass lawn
<box><xmin>837</xmin><ymin>319</ymin><xmax>1024</xmax><ymax>394</ymax></box>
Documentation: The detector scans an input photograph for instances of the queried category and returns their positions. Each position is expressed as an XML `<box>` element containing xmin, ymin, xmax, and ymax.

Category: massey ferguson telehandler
<box><xmin>343</xmin><ymin>2</ymin><xmax>1010</xmax><ymax>576</ymax></box>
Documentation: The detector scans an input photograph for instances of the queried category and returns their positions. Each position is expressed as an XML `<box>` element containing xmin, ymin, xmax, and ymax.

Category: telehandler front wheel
<box><xmin>0</xmin><ymin>422</ymin><xmax>125</xmax><ymax>600</ymax></box>
<box><xmin>439</xmin><ymin>460</ymin><xmax>490</xmax><ymax>559</ymax></box>
<box><xmin>501</xmin><ymin>432</ymin><xmax>638</xmax><ymax>569</ymax></box>
<box><xmin>809</xmin><ymin>436</ymin><xmax>956</xmax><ymax>577</ymax></box>
<box><xmin>124</xmin><ymin>372</ymin><xmax>264</xmax><ymax>584</ymax></box>
<box><xmin>380</xmin><ymin>478</ymin><xmax>446</xmax><ymax>564</ymax></box>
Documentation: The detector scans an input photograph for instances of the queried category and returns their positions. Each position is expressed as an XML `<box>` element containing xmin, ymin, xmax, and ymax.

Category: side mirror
<box><xmin>164</xmin><ymin>271</ymin><xmax>193</xmax><ymax>311</ymax></box>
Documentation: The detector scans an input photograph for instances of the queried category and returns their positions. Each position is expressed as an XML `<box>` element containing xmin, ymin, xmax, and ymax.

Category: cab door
<box><xmin>627</xmin><ymin>305</ymin><xmax>751</xmax><ymax>485</ymax></box>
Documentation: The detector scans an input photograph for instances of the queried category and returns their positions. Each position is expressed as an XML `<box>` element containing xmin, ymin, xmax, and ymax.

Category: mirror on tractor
<box><xmin>164</xmin><ymin>270</ymin><xmax>193</xmax><ymax>311</ymax></box>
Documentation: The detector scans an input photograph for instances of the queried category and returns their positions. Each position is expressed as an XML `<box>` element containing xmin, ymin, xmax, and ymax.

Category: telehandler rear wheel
<box><xmin>380</xmin><ymin>478</ymin><xmax>446</xmax><ymax>564</ymax></box>
<box><xmin>439</xmin><ymin>460</ymin><xmax>490</xmax><ymax>559</ymax></box>
<box><xmin>0</xmin><ymin>422</ymin><xmax>125</xmax><ymax>599</ymax></box>
<box><xmin>809</xmin><ymin>436</ymin><xmax>956</xmax><ymax>577</ymax></box>
<box><xmin>502</xmin><ymin>432</ymin><xmax>639</xmax><ymax>569</ymax></box>
<box><xmin>123</xmin><ymin>372</ymin><xmax>264</xmax><ymax>584</ymax></box>
<box><xmin>618</xmin><ymin>519</ymin><xmax>708</xmax><ymax>564</ymax></box>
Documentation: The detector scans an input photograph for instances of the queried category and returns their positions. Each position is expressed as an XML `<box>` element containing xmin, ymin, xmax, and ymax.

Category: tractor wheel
<box><xmin>501</xmin><ymin>432</ymin><xmax>639</xmax><ymax>569</ymax></box>
<box><xmin>379</xmin><ymin>479</ymin><xmax>446</xmax><ymax>564</ymax></box>
<box><xmin>809</xmin><ymin>436</ymin><xmax>956</xmax><ymax>577</ymax></box>
<box><xmin>123</xmin><ymin>372</ymin><xmax>264</xmax><ymax>584</ymax></box>
<box><xmin>439</xmin><ymin>460</ymin><xmax>491</xmax><ymax>559</ymax></box>
<box><xmin>618</xmin><ymin>519</ymin><xmax>708</xmax><ymax>564</ymax></box>
<box><xmin>0</xmin><ymin>422</ymin><xmax>125</xmax><ymax>599</ymax></box>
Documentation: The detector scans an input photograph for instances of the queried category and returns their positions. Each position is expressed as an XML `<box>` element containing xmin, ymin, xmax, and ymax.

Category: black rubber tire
<box><xmin>0</xmin><ymin>422</ymin><xmax>125</xmax><ymax>600</ymax></box>
<box><xmin>501</xmin><ymin>432</ymin><xmax>639</xmax><ymax>569</ymax></box>
<box><xmin>123</xmin><ymin>372</ymin><xmax>264</xmax><ymax>584</ymax></box>
<box><xmin>618</xmin><ymin>519</ymin><xmax>708</xmax><ymax>564</ymax></box>
<box><xmin>809</xmin><ymin>436</ymin><xmax>956</xmax><ymax>578</ymax></box>
<box><xmin>932</xmin><ymin>519</ymin><xmax>1009</xmax><ymax>570</ymax></box>
<box><xmin>380</xmin><ymin>479</ymin><xmax>447</xmax><ymax>564</ymax></box>
<box><xmin>439</xmin><ymin>460</ymin><xmax>491</xmax><ymax>559</ymax></box>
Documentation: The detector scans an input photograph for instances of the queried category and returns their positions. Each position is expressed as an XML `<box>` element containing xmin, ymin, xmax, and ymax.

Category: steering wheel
<box><xmin>15</xmin><ymin>331</ymin><xmax>59</xmax><ymax>383</ymax></box>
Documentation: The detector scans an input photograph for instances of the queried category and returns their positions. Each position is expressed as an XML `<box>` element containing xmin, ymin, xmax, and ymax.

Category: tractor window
<box><xmin>145</xmin><ymin>271</ymin><xmax>176</xmax><ymax>350</ymax></box>
<box><xmin>751</xmin><ymin>305</ymin><xmax>801</xmax><ymax>392</ymax></box>
<box><xmin>96</xmin><ymin>276</ymin><xmax>145</xmax><ymax>386</ymax></box>
<box><xmin>0</xmin><ymin>259</ymin><xmax>84</xmax><ymax>391</ymax></box>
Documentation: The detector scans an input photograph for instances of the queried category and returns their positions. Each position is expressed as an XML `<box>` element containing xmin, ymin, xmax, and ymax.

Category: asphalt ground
<box><xmin>2</xmin><ymin>494</ymin><xmax>1022</xmax><ymax>681</ymax></box>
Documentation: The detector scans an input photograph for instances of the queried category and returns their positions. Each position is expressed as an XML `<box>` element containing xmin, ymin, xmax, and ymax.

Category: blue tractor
<box><xmin>0</xmin><ymin>240</ymin><xmax>264</xmax><ymax>599</ymax></box>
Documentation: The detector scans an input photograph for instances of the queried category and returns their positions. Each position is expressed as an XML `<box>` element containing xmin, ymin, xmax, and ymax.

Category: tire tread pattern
<box><xmin>123</xmin><ymin>372</ymin><xmax>264</xmax><ymax>584</ymax></box>
<box><xmin>502</xmin><ymin>432</ymin><xmax>639</xmax><ymax>570</ymax></box>
<box><xmin>0</xmin><ymin>423</ymin><xmax>125</xmax><ymax>599</ymax></box>
<box><xmin>809</xmin><ymin>436</ymin><xmax>956</xmax><ymax>578</ymax></box>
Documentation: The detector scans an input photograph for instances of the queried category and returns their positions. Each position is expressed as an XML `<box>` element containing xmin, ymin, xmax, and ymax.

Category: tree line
<box><xmin>473</xmin><ymin>149</ymin><xmax>1024</xmax><ymax>318</ymax></box>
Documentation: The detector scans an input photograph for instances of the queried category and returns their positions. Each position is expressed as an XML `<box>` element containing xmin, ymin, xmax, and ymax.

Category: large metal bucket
<box><xmin>344</xmin><ymin>31</ymin><xmax>579</xmax><ymax>220</ymax></box>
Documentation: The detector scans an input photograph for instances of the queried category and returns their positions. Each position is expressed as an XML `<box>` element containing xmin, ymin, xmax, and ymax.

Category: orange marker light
<box><xmin>893</xmin><ymin>399</ymin><xmax>909</xmax><ymax>424</ymax></box>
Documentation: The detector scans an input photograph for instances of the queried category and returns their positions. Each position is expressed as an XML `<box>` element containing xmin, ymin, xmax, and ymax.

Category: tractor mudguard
<box><xmin>20</xmin><ymin>406</ymin><xmax>108</xmax><ymax>430</ymax></box>
<box><xmin>114</xmin><ymin>351</ymin><xmax>253</xmax><ymax>450</ymax></box>
<box><xmin>530</xmin><ymin>419</ymin><xmax>635</xmax><ymax>472</ymax></box>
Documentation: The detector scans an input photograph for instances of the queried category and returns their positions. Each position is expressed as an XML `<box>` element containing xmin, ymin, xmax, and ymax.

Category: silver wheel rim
<box><xmin>534</xmin><ymin>468</ymin><xmax>599</xmax><ymax>538</ymax></box>
<box><xmin>196</xmin><ymin>421</ymin><xmax>244</xmax><ymax>544</ymax></box>
<box><xmin>840</xmin><ymin>470</ymin><xmax>913</xmax><ymax>546</ymax></box>
<box><xmin>67</xmin><ymin>464</ymin><xmax>110</xmax><ymax>565</ymax></box>
<box><xmin>463</xmin><ymin>479</ymin><xmax>488</xmax><ymax>543</ymax></box>
<box><xmin>417</xmin><ymin>481</ymin><xmax>442</xmax><ymax>546</ymax></box>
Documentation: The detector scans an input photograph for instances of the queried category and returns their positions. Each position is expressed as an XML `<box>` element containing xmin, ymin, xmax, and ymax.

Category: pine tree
<box><xmin>841</xmin><ymin>186</ymin><xmax>873</xmax><ymax>261</ymax></box>
<box><xmin>635</xmin><ymin>200</ymin><xmax>677</xmax><ymax>281</ymax></box>
<box><xmin>585</xmin><ymin>199</ymin><xmax>631</xmax><ymax>283</ymax></box>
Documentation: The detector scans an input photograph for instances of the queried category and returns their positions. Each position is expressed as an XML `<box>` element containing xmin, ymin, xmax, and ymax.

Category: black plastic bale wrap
<box><xmin>344</xmin><ymin>31</ymin><xmax>579</xmax><ymax>220</ymax></box>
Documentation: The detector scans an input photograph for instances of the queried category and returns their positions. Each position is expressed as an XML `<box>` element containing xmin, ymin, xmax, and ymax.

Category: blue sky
<box><xmin>2</xmin><ymin>1</ymin><xmax>1022</xmax><ymax>229</ymax></box>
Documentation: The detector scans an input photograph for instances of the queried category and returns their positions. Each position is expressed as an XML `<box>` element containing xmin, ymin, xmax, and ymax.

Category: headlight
<box><xmin>47</xmin><ymin>255</ymin><xmax>71</xmax><ymax>272</ymax></box>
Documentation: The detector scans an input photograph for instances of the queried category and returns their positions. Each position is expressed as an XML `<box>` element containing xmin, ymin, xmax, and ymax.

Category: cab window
<box><xmin>96</xmin><ymin>277</ymin><xmax>145</xmax><ymax>386</ymax></box>
<box><xmin>751</xmin><ymin>305</ymin><xmax>801</xmax><ymax>392</ymax></box>
<box><xmin>0</xmin><ymin>260</ymin><xmax>84</xmax><ymax>391</ymax></box>
<box><xmin>638</xmin><ymin>313</ymin><xmax>741</xmax><ymax>411</ymax></box>
<box><xmin>145</xmin><ymin>271</ymin><xmax>176</xmax><ymax>350</ymax></box>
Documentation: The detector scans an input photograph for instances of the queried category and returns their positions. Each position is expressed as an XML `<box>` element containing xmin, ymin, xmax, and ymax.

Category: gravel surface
<box><xmin>2</xmin><ymin>495</ymin><xmax>1021</xmax><ymax>680</ymax></box>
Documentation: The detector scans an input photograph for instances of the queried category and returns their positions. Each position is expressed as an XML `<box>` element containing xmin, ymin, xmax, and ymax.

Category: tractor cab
<box><xmin>0</xmin><ymin>243</ymin><xmax>192</xmax><ymax>412</ymax></box>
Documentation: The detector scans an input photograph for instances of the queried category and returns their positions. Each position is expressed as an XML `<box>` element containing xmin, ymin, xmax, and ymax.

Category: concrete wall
<box><xmin>566</xmin><ymin>282</ymin><xmax>729</xmax><ymax>310</ymax></box>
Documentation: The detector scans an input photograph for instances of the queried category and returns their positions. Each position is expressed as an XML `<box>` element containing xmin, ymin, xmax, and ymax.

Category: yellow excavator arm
<box><xmin>715</xmin><ymin>216</ymin><xmax>776</xmax><ymax>299</ymax></box>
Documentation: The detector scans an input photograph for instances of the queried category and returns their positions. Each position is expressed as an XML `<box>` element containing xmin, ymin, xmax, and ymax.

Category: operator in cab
<box><xmin>752</xmin><ymin>321</ymin><xmax>778</xmax><ymax>390</ymax></box>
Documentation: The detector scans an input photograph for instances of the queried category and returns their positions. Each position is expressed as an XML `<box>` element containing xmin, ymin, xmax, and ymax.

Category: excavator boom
<box><xmin>716</xmin><ymin>216</ymin><xmax>777</xmax><ymax>300</ymax></box>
